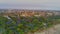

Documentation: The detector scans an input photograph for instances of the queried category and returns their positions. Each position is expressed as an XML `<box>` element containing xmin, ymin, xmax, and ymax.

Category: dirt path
<box><xmin>34</xmin><ymin>24</ymin><xmax>60</xmax><ymax>34</ymax></box>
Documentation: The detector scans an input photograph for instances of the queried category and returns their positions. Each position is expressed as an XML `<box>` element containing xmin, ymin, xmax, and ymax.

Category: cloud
<box><xmin>0</xmin><ymin>0</ymin><xmax>60</xmax><ymax>10</ymax></box>
<box><xmin>0</xmin><ymin>0</ymin><xmax>49</xmax><ymax>4</ymax></box>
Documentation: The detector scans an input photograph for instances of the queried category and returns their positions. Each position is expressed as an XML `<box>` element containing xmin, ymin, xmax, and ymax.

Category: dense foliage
<box><xmin>0</xmin><ymin>15</ymin><xmax>60</xmax><ymax>34</ymax></box>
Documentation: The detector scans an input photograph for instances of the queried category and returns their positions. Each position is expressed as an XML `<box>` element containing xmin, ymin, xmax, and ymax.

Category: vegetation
<box><xmin>0</xmin><ymin>15</ymin><xmax>60</xmax><ymax>34</ymax></box>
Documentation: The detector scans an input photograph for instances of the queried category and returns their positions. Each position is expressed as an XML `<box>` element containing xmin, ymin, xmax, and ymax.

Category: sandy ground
<box><xmin>34</xmin><ymin>24</ymin><xmax>60</xmax><ymax>34</ymax></box>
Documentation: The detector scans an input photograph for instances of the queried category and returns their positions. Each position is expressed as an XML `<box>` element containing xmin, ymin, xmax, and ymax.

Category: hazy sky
<box><xmin>0</xmin><ymin>0</ymin><xmax>60</xmax><ymax>10</ymax></box>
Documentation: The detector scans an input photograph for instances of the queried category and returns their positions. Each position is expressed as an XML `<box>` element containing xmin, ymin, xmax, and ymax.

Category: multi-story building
<box><xmin>1</xmin><ymin>9</ymin><xmax>55</xmax><ymax>17</ymax></box>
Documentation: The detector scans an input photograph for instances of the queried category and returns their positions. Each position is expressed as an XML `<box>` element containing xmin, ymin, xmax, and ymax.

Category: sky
<box><xmin>0</xmin><ymin>0</ymin><xmax>60</xmax><ymax>10</ymax></box>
